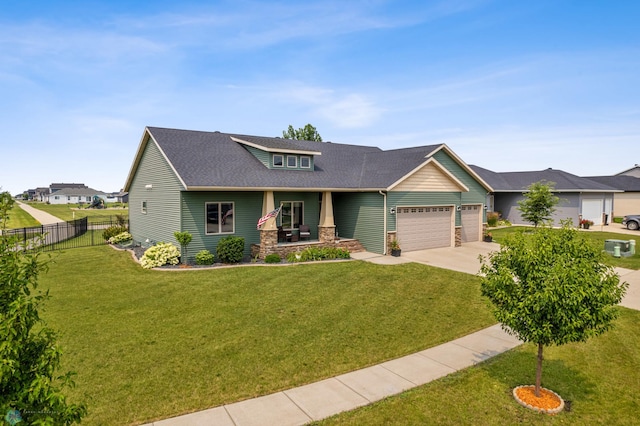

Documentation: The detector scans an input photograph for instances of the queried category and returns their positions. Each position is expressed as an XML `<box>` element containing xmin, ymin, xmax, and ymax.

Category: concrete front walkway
<box><xmin>143</xmin><ymin>325</ymin><xmax>521</xmax><ymax>426</ymax></box>
<box><xmin>15</xmin><ymin>201</ymin><xmax>63</xmax><ymax>225</ymax></box>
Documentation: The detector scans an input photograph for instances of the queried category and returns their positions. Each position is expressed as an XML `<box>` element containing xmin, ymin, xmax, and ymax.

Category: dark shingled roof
<box><xmin>145</xmin><ymin>127</ymin><xmax>444</xmax><ymax>190</ymax></box>
<box><xmin>585</xmin><ymin>175</ymin><xmax>640</xmax><ymax>191</ymax></box>
<box><xmin>469</xmin><ymin>165</ymin><xmax>618</xmax><ymax>192</ymax></box>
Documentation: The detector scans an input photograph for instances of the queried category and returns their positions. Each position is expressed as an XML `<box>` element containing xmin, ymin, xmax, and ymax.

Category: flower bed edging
<box><xmin>513</xmin><ymin>385</ymin><xmax>565</xmax><ymax>415</ymax></box>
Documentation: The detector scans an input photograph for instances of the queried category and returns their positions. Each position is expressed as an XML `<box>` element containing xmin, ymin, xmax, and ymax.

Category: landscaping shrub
<box><xmin>216</xmin><ymin>236</ymin><xmax>245</xmax><ymax>263</ymax></box>
<box><xmin>140</xmin><ymin>242</ymin><xmax>180</xmax><ymax>269</ymax></box>
<box><xmin>108</xmin><ymin>231</ymin><xmax>132</xmax><ymax>245</ymax></box>
<box><xmin>286</xmin><ymin>247</ymin><xmax>350</xmax><ymax>262</ymax></box>
<box><xmin>613</xmin><ymin>217</ymin><xmax>623</xmax><ymax>224</ymax></box>
<box><xmin>487</xmin><ymin>211</ymin><xmax>500</xmax><ymax>227</ymax></box>
<box><xmin>195</xmin><ymin>249</ymin><xmax>215</xmax><ymax>265</ymax></box>
<box><xmin>264</xmin><ymin>253</ymin><xmax>281</xmax><ymax>263</ymax></box>
<box><xmin>102</xmin><ymin>225</ymin><xmax>128</xmax><ymax>241</ymax></box>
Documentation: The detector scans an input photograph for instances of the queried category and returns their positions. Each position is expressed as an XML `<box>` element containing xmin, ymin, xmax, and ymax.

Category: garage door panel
<box><xmin>397</xmin><ymin>206</ymin><xmax>452</xmax><ymax>251</ymax></box>
<box><xmin>461</xmin><ymin>205</ymin><xmax>481</xmax><ymax>242</ymax></box>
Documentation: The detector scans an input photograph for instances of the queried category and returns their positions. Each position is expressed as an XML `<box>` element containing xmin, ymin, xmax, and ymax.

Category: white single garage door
<box><xmin>461</xmin><ymin>204</ymin><xmax>481</xmax><ymax>242</ymax></box>
<box><xmin>581</xmin><ymin>199</ymin><xmax>603</xmax><ymax>225</ymax></box>
<box><xmin>397</xmin><ymin>206</ymin><xmax>453</xmax><ymax>251</ymax></box>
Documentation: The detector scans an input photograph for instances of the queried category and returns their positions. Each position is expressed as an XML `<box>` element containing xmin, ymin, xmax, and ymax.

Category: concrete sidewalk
<box><xmin>143</xmin><ymin>324</ymin><xmax>521</xmax><ymax>426</ymax></box>
<box><xmin>15</xmin><ymin>201</ymin><xmax>63</xmax><ymax>225</ymax></box>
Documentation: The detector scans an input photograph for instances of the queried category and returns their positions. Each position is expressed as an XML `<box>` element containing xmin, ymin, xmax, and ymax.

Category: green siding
<box><xmin>179</xmin><ymin>191</ymin><xmax>320</xmax><ymax>261</ymax></box>
<box><xmin>128</xmin><ymin>139</ymin><xmax>183</xmax><ymax>246</ymax></box>
<box><xmin>334</xmin><ymin>192</ymin><xmax>385</xmax><ymax>254</ymax></box>
<box><xmin>433</xmin><ymin>150</ymin><xmax>488</xmax><ymax>220</ymax></box>
<box><xmin>244</xmin><ymin>146</ymin><xmax>270</xmax><ymax>167</ymax></box>
<box><xmin>180</xmin><ymin>191</ymin><xmax>264</xmax><ymax>259</ymax></box>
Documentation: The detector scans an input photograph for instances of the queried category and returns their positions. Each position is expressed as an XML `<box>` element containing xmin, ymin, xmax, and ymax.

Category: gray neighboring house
<box><xmin>585</xmin><ymin>175</ymin><xmax>640</xmax><ymax>218</ymax></box>
<box><xmin>123</xmin><ymin>127</ymin><xmax>493</xmax><ymax>259</ymax></box>
<box><xmin>617</xmin><ymin>164</ymin><xmax>640</xmax><ymax>178</ymax></box>
<box><xmin>470</xmin><ymin>166</ymin><xmax>620</xmax><ymax>226</ymax></box>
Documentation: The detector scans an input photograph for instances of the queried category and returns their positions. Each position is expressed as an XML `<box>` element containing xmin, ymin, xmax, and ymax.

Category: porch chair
<box><xmin>299</xmin><ymin>224</ymin><xmax>311</xmax><ymax>241</ymax></box>
<box><xmin>277</xmin><ymin>226</ymin><xmax>287</xmax><ymax>243</ymax></box>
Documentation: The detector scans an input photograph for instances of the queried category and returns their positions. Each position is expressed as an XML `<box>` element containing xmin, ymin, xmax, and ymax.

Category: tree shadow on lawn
<box><xmin>482</xmin><ymin>346</ymin><xmax>597</xmax><ymax>410</ymax></box>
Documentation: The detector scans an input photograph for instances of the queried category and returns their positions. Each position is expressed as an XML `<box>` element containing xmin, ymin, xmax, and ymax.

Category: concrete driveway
<box><xmin>352</xmin><ymin>239</ymin><xmax>640</xmax><ymax>311</ymax></box>
<box><xmin>402</xmin><ymin>241</ymin><xmax>499</xmax><ymax>275</ymax></box>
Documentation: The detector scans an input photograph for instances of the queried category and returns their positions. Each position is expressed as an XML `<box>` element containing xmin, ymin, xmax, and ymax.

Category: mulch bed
<box><xmin>513</xmin><ymin>385</ymin><xmax>564</xmax><ymax>414</ymax></box>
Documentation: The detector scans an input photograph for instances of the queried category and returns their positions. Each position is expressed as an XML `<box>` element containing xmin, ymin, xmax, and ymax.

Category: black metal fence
<box><xmin>1</xmin><ymin>217</ymin><xmax>128</xmax><ymax>251</ymax></box>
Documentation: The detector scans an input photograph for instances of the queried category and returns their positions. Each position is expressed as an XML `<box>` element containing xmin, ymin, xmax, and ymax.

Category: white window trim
<box><xmin>273</xmin><ymin>154</ymin><xmax>284</xmax><ymax>168</ymax></box>
<box><xmin>287</xmin><ymin>155</ymin><xmax>298</xmax><ymax>168</ymax></box>
<box><xmin>141</xmin><ymin>200</ymin><xmax>147</xmax><ymax>214</ymax></box>
<box><xmin>205</xmin><ymin>202</ymin><xmax>235</xmax><ymax>235</ymax></box>
<box><xmin>279</xmin><ymin>200</ymin><xmax>304</xmax><ymax>231</ymax></box>
<box><xmin>300</xmin><ymin>156</ymin><xmax>311</xmax><ymax>168</ymax></box>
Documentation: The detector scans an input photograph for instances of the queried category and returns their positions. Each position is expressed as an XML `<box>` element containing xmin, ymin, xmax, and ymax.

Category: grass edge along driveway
<box><xmin>41</xmin><ymin>245</ymin><xmax>495</xmax><ymax>425</ymax></box>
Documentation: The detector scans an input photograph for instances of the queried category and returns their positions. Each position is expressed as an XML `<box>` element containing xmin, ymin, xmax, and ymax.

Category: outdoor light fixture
<box><xmin>390</xmin><ymin>207</ymin><xmax>396</xmax><ymax>214</ymax></box>
<box><xmin>456</xmin><ymin>205</ymin><xmax>461</xmax><ymax>211</ymax></box>
<box><xmin>145</xmin><ymin>184</ymin><xmax>153</xmax><ymax>189</ymax></box>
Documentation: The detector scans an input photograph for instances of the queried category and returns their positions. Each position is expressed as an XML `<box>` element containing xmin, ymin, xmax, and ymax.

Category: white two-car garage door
<box><xmin>396</xmin><ymin>206</ymin><xmax>453</xmax><ymax>251</ymax></box>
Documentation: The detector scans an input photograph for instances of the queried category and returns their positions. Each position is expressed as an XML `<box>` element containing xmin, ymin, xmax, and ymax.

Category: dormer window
<box><xmin>287</xmin><ymin>155</ymin><xmax>297</xmax><ymax>168</ymax></box>
<box><xmin>300</xmin><ymin>156</ymin><xmax>311</xmax><ymax>168</ymax></box>
<box><xmin>273</xmin><ymin>155</ymin><xmax>284</xmax><ymax>167</ymax></box>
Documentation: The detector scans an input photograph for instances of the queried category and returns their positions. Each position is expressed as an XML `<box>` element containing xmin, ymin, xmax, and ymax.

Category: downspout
<box><xmin>379</xmin><ymin>190</ymin><xmax>387</xmax><ymax>255</ymax></box>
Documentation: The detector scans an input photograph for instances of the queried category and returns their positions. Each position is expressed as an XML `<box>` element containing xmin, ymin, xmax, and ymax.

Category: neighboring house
<box><xmin>46</xmin><ymin>187</ymin><xmax>108</xmax><ymax>205</ymax></box>
<box><xmin>470</xmin><ymin>166</ymin><xmax>620</xmax><ymax>226</ymax></box>
<box><xmin>123</xmin><ymin>127</ymin><xmax>493</xmax><ymax>259</ymax></box>
<box><xmin>49</xmin><ymin>182</ymin><xmax>88</xmax><ymax>193</ymax></box>
<box><xmin>105</xmin><ymin>191</ymin><xmax>129</xmax><ymax>203</ymax></box>
<box><xmin>585</xmin><ymin>175</ymin><xmax>640</xmax><ymax>218</ymax></box>
<box><xmin>34</xmin><ymin>187</ymin><xmax>50</xmax><ymax>201</ymax></box>
<box><xmin>616</xmin><ymin>164</ymin><xmax>640</xmax><ymax>178</ymax></box>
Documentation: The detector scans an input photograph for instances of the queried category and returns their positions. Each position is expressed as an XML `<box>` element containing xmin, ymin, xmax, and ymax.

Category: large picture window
<box><xmin>280</xmin><ymin>201</ymin><xmax>303</xmax><ymax>230</ymax></box>
<box><xmin>206</xmin><ymin>202</ymin><xmax>234</xmax><ymax>234</ymax></box>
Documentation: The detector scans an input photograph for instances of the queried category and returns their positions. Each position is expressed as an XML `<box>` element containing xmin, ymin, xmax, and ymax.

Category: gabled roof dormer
<box><xmin>231</xmin><ymin>136</ymin><xmax>321</xmax><ymax>171</ymax></box>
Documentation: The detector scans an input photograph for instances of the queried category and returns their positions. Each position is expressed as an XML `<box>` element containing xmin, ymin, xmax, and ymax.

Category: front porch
<box><xmin>252</xmin><ymin>225</ymin><xmax>365</xmax><ymax>259</ymax></box>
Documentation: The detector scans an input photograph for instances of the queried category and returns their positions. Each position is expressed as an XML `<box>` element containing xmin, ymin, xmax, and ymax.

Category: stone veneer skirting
<box><xmin>251</xmin><ymin>238</ymin><xmax>365</xmax><ymax>259</ymax></box>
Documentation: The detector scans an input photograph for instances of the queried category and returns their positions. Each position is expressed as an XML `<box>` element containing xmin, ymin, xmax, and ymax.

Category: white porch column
<box><xmin>261</xmin><ymin>191</ymin><xmax>278</xmax><ymax>230</ymax></box>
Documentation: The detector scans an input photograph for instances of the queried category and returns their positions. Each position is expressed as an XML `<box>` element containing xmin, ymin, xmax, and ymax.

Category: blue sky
<box><xmin>1</xmin><ymin>0</ymin><xmax>639</xmax><ymax>195</ymax></box>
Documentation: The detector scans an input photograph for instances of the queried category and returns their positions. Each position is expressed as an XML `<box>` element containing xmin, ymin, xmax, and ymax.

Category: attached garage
<box><xmin>460</xmin><ymin>204</ymin><xmax>482</xmax><ymax>242</ymax></box>
<box><xmin>396</xmin><ymin>206</ymin><xmax>454</xmax><ymax>251</ymax></box>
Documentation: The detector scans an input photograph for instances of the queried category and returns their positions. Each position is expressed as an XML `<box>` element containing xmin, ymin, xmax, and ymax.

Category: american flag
<box><xmin>257</xmin><ymin>206</ymin><xmax>281</xmax><ymax>229</ymax></box>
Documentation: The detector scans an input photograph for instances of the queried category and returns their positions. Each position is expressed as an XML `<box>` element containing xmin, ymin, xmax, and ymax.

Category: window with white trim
<box><xmin>273</xmin><ymin>155</ymin><xmax>284</xmax><ymax>167</ymax></box>
<box><xmin>287</xmin><ymin>155</ymin><xmax>297</xmax><ymax>168</ymax></box>
<box><xmin>300</xmin><ymin>156</ymin><xmax>311</xmax><ymax>168</ymax></box>
<box><xmin>279</xmin><ymin>201</ymin><xmax>303</xmax><ymax>230</ymax></box>
<box><xmin>141</xmin><ymin>200</ymin><xmax>147</xmax><ymax>214</ymax></box>
<box><xmin>206</xmin><ymin>202</ymin><xmax>234</xmax><ymax>234</ymax></box>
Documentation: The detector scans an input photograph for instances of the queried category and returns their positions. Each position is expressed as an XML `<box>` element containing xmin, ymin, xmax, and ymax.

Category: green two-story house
<box><xmin>123</xmin><ymin>126</ymin><xmax>493</xmax><ymax>260</ymax></box>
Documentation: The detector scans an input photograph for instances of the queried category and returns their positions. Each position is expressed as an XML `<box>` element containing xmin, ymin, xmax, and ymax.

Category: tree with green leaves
<box><xmin>1</xmin><ymin>193</ymin><xmax>87</xmax><ymax>424</ymax></box>
<box><xmin>174</xmin><ymin>231</ymin><xmax>193</xmax><ymax>264</ymax></box>
<box><xmin>479</xmin><ymin>223</ymin><xmax>627</xmax><ymax>397</ymax></box>
<box><xmin>282</xmin><ymin>124</ymin><xmax>323</xmax><ymax>142</ymax></box>
<box><xmin>0</xmin><ymin>190</ymin><xmax>15</xmax><ymax>230</ymax></box>
<box><xmin>517</xmin><ymin>180</ymin><xmax>559</xmax><ymax>227</ymax></box>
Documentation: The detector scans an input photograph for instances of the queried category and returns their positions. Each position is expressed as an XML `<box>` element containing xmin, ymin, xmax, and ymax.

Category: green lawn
<box><xmin>26</xmin><ymin>202</ymin><xmax>128</xmax><ymax>223</ymax></box>
<box><xmin>317</xmin><ymin>307</ymin><xmax>640</xmax><ymax>425</ymax></box>
<box><xmin>4</xmin><ymin>203</ymin><xmax>41</xmax><ymax>229</ymax></box>
<box><xmin>40</xmin><ymin>246</ymin><xmax>496</xmax><ymax>425</ymax></box>
<box><xmin>489</xmin><ymin>226</ymin><xmax>640</xmax><ymax>270</ymax></box>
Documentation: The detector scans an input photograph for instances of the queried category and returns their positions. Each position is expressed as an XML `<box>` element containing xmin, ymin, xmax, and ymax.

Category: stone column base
<box><xmin>319</xmin><ymin>225</ymin><xmax>336</xmax><ymax>244</ymax></box>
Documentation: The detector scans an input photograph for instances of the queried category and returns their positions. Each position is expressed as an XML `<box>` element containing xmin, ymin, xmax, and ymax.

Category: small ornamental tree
<box><xmin>479</xmin><ymin>223</ymin><xmax>628</xmax><ymax>397</ymax></box>
<box><xmin>174</xmin><ymin>231</ymin><xmax>193</xmax><ymax>264</ymax></box>
<box><xmin>517</xmin><ymin>180</ymin><xmax>560</xmax><ymax>227</ymax></box>
<box><xmin>282</xmin><ymin>124</ymin><xmax>323</xmax><ymax>142</ymax></box>
<box><xmin>1</xmin><ymin>199</ymin><xmax>87</xmax><ymax>424</ymax></box>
